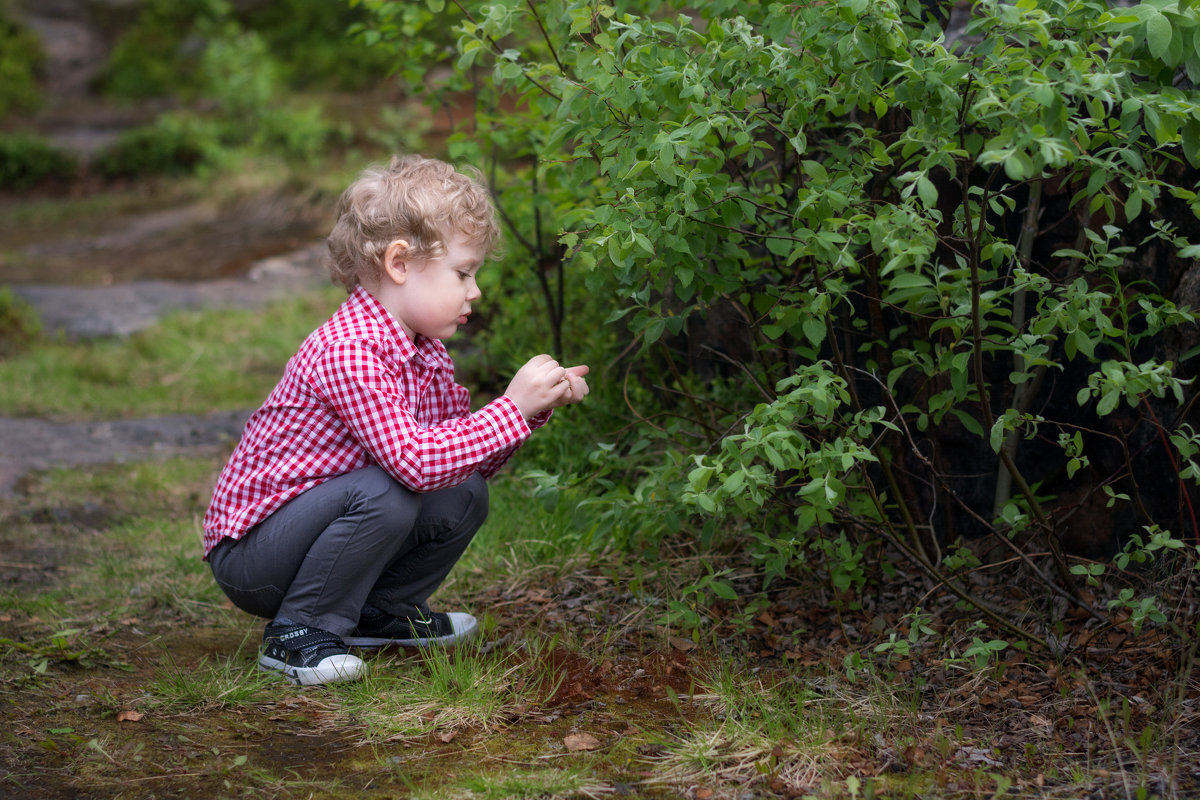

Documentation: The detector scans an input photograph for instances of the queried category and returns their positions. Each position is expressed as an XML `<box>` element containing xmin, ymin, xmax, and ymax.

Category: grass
<box><xmin>4</xmin><ymin>454</ymin><xmax>1199</xmax><ymax>798</ymax></box>
<box><xmin>149</xmin><ymin>637</ymin><xmax>280</xmax><ymax>712</ymax></box>
<box><xmin>0</xmin><ymin>287</ymin><xmax>1197</xmax><ymax>799</ymax></box>
<box><xmin>334</xmin><ymin>638</ymin><xmax>548</xmax><ymax>743</ymax></box>
<box><xmin>0</xmin><ymin>288</ymin><xmax>342</xmax><ymax>419</ymax></box>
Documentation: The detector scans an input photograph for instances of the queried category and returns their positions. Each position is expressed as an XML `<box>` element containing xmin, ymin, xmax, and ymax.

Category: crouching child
<box><xmin>202</xmin><ymin>155</ymin><xmax>589</xmax><ymax>685</ymax></box>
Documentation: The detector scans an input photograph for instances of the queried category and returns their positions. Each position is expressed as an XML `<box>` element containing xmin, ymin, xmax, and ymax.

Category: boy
<box><xmin>202</xmin><ymin>155</ymin><xmax>589</xmax><ymax>686</ymax></box>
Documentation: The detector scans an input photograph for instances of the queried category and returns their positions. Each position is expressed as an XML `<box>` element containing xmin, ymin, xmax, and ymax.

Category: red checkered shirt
<box><xmin>202</xmin><ymin>285</ymin><xmax>544</xmax><ymax>557</ymax></box>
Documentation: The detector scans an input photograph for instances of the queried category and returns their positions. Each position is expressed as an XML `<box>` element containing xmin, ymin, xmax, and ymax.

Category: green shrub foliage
<box><xmin>0</xmin><ymin>133</ymin><xmax>77</xmax><ymax>190</ymax></box>
<box><xmin>99</xmin><ymin>0</ymin><xmax>228</xmax><ymax>100</ymax></box>
<box><xmin>0</xmin><ymin>1</ymin><xmax>42</xmax><ymax>119</ymax></box>
<box><xmin>100</xmin><ymin>0</ymin><xmax>390</xmax><ymax>99</ymax></box>
<box><xmin>361</xmin><ymin>0</ymin><xmax>1200</xmax><ymax>642</ymax></box>
<box><xmin>92</xmin><ymin>114</ymin><xmax>223</xmax><ymax>178</ymax></box>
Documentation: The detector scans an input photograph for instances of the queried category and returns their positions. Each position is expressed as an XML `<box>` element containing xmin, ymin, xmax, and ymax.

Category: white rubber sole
<box><xmin>345</xmin><ymin>611</ymin><xmax>479</xmax><ymax>648</ymax></box>
<box><xmin>258</xmin><ymin>652</ymin><xmax>365</xmax><ymax>685</ymax></box>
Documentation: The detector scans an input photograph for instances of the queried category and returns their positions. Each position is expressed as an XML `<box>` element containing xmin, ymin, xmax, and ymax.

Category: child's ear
<box><xmin>382</xmin><ymin>239</ymin><xmax>411</xmax><ymax>285</ymax></box>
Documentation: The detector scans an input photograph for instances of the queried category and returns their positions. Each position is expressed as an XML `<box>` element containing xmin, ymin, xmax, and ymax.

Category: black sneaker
<box><xmin>345</xmin><ymin>604</ymin><xmax>478</xmax><ymax>648</ymax></box>
<box><xmin>259</xmin><ymin>621</ymin><xmax>365</xmax><ymax>685</ymax></box>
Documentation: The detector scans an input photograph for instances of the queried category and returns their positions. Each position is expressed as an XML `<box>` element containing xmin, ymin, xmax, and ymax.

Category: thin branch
<box><xmin>449</xmin><ymin>0</ymin><xmax>563</xmax><ymax>102</ymax></box>
<box><xmin>696</xmin><ymin>344</ymin><xmax>772</xmax><ymax>400</ymax></box>
<box><xmin>856</xmin><ymin>461</ymin><xmax>1050</xmax><ymax>650</ymax></box>
<box><xmin>526</xmin><ymin>0</ymin><xmax>565</xmax><ymax>74</ymax></box>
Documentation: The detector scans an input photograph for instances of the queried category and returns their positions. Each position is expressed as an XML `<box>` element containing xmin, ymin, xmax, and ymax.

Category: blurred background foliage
<box><xmin>0</xmin><ymin>0</ymin><xmax>395</xmax><ymax>183</ymax></box>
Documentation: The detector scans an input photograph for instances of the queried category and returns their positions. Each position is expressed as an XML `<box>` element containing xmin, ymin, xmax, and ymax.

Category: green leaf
<box><xmin>707</xmin><ymin>579</ymin><xmax>739</xmax><ymax>601</ymax></box>
<box><xmin>643</xmin><ymin>317</ymin><xmax>665</xmax><ymax>345</ymax></box>
<box><xmin>916</xmin><ymin>175</ymin><xmax>938</xmax><ymax>209</ymax></box>
<box><xmin>1148</xmin><ymin>11</ymin><xmax>1173</xmax><ymax>59</ymax></box>
<box><xmin>1126</xmin><ymin>191</ymin><xmax>1143</xmax><ymax>222</ymax></box>
<box><xmin>426</xmin><ymin>0</ymin><xmax>445</xmax><ymax>10</ymax></box>
<box><xmin>1003</xmin><ymin>150</ymin><xmax>1034</xmax><ymax>181</ymax></box>
<box><xmin>803</xmin><ymin>316</ymin><xmax>826</xmax><ymax>348</ymax></box>
<box><xmin>1097</xmin><ymin>389</ymin><xmax>1120</xmax><ymax>416</ymax></box>
<box><xmin>950</xmin><ymin>408</ymin><xmax>984</xmax><ymax>437</ymax></box>
<box><xmin>990</xmin><ymin>416</ymin><xmax>1006</xmax><ymax>453</ymax></box>
<box><xmin>888</xmin><ymin>273</ymin><xmax>933</xmax><ymax>290</ymax></box>
<box><xmin>652</xmin><ymin>151</ymin><xmax>678</xmax><ymax>186</ymax></box>
<box><xmin>1183</xmin><ymin>119</ymin><xmax>1200</xmax><ymax>168</ymax></box>
<box><xmin>1072</xmin><ymin>329</ymin><xmax>1096</xmax><ymax>359</ymax></box>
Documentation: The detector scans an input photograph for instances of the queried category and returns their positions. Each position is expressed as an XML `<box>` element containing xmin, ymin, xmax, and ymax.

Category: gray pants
<box><xmin>208</xmin><ymin>466</ymin><xmax>487</xmax><ymax>637</ymax></box>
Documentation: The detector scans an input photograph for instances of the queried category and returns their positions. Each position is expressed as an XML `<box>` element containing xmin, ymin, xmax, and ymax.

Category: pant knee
<box><xmin>460</xmin><ymin>472</ymin><xmax>489</xmax><ymax>530</ymax></box>
<box><xmin>343</xmin><ymin>467</ymin><xmax>417</xmax><ymax>527</ymax></box>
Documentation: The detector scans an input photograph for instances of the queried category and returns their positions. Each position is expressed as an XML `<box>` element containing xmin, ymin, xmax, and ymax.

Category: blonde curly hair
<box><xmin>326</xmin><ymin>155</ymin><xmax>500</xmax><ymax>291</ymax></box>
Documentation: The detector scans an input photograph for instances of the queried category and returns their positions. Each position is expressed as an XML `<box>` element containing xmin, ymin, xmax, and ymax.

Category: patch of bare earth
<box><xmin>2</xmin><ymin>468</ymin><xmax>1199</xmax><ymax>800</ymax></box>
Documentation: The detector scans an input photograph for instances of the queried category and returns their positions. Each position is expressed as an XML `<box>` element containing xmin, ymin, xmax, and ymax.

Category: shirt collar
<box><xmin>350</xmin><ymin>285</ymin><xmax>454</xmax><ymax>372</ymax></box>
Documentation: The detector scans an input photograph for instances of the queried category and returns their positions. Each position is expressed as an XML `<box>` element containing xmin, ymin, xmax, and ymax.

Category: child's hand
<box><xmin>505</xmin><ymin>355</ymin><xmax>590</xmax><ymax>419</ymax></box>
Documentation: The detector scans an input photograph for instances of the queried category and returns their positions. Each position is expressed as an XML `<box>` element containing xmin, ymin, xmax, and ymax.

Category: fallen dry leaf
<box><xmin>669</xmin><ymin>636</ymin><xmax>696</xmax><ymax>652</ymax></box>
<box><xmin>564</xmin><ymin>732</ymin><xmax>602</xmax><ymax>752</ymax></box>
<box><xmin>436</xmin><ymin>730</ymin><xmax>457</xmax><ymax>743</ymax></box>
<box><xmin>117</xmin><ymin>710</ymin><xmax>143</xmax><ymax>723</ymax></box>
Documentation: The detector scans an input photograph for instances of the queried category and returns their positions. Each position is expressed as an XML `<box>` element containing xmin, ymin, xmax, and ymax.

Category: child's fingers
<box><xmin>513</xmin><ymin>356</ymin><xmax>589</xmax><ymax>411</ymax></box>
<box><xmin>560</xmin><ymin>373</ymin><xmax>589</xmax><ymax>404</ymax></box>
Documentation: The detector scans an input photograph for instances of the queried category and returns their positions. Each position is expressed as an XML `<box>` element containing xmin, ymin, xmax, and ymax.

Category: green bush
<box><xmin>360</xmin><ymin>0</ymin><xmax>1200</xmax><ymax>645</ymax></box>
<box><xmin>92</xmin><ymin>0</ymin><xmax>377</xmax><ymax>172</ymax></box>
<box><xmin>242</xmin><ymin>0</ymin><xmax>395</xmax><ymax>90</ymax></box>
<box><xmin>92</xmin><ymin>114</ymin><xmax>223</xmax><ymax>178</ymax></box>
<box><xmin>0</xmin><ymin>1</ymin><xmax>42</xmax><ymax>118</ymax></box>
<box><xmin>100</xmin><ymin>0</ymin><xmax>393</xmax><ymax>101</ymax></box>
<box><xmin>257</xmin><ymin>105</ymin><xmax>350</xmax><ymax>162</ymax></box>
<box><xmin>98</xmin><ymin>0</ymin><xmax>229</xmax><ymax>100</ymax></box>
<box><xmin>0</xmin><ymin>133</ymin><xmax>77</xmax><ymax>191</ymax></box>
<box><xmin>199</xmin><ymin>28</ymin><xmax>279</xmax><ymax>125</ymax></box>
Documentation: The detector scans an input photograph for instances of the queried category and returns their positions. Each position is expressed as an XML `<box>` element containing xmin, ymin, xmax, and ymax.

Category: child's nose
<box><xmin>467</xmin><ymin>279</ymin><xmax>481</xmax><ymax>301</ymax></box>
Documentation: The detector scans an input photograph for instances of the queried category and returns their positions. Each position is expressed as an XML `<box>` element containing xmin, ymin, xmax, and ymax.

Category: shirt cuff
<box><xmin>494</xmin><ymin>396</ymin><xmax>554</xmax><ymax>432</ymax></box>
<box><xmin>487</xmin><ymin>395</ymin><xmax>535</xmax><ymax>439</ymax></box>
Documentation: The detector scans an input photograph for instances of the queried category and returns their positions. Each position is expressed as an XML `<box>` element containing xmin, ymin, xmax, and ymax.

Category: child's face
<box><xmin>387</xmin><ymin>231</ymin><xmax>485</xmax><ymax>341</ymax></box>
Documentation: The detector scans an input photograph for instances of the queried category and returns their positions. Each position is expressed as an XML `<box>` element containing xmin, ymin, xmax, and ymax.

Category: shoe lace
<box><xmin>271</xmin><ymin>625</ymin><xmax>348</xmax><ymax>663</ymax></box>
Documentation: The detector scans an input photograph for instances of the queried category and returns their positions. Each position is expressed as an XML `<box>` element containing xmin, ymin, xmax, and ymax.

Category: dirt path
<box><xmin>0</xmin><ymin>411</ymin><xmax>249</xmax><ymax>496</ymax></box>
<box><xmin>2</xmin><ymin>245</ymin><xmax>332</xmax><ymax>496</ymax></box>
<box><xmin>10</xmin><ymin>242</ymin><xmax>329</xmax><ymax>338</ymax></box>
